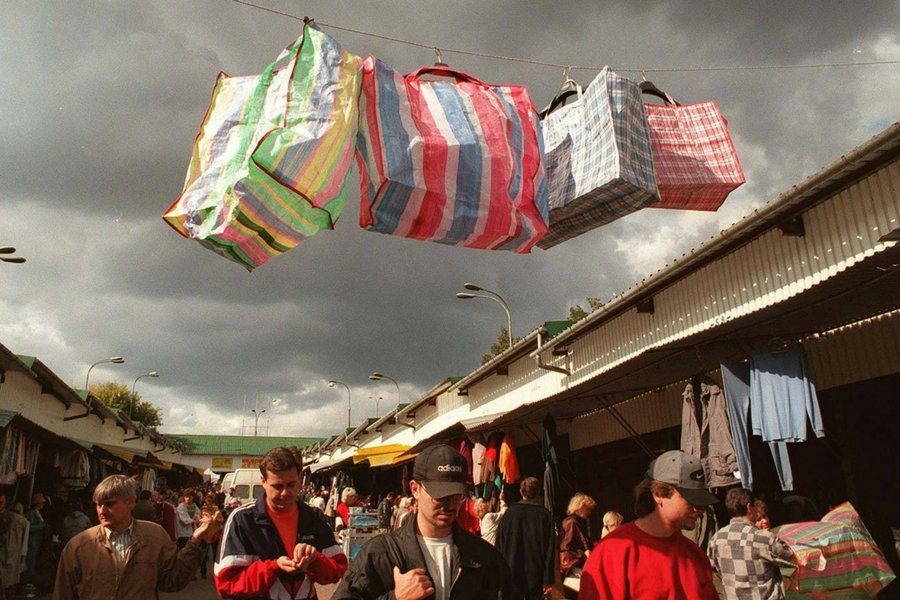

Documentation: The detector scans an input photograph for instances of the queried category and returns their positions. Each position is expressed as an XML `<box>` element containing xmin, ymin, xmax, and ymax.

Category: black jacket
<box><xmin>331</xmin><ymin>513</ymin><xmax>512</xmax><ymax>600</ymax></box>
<box><xmin>495</xmin><ymin>501</ymin><xmax>555</xmax><ymax>600</ymax></box>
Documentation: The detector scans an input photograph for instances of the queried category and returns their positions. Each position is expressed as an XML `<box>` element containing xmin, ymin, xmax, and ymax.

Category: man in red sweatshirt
<box><xmin>579</xmin><ymin>450</ymin><xmax>720</xmax><ymax>600</ymax></box>
<box><xmin>215</xmin><ymin>446</ymin><xmax>347</xmax><ymax>599</ymax></box>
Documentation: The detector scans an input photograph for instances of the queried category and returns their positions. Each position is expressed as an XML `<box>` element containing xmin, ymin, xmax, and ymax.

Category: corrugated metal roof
<box><xmin>165</xmin><ymin>434</ymin><xmax>324</xmax><ymax>456</ymax></box>
<box><xmin>541</xmin><ymin>122</ymin><xmax>900</xmax><ymax>352</ymax></box>
<box><xmin>0</xmin><ymin>409</ymin><xmax>18</xmax><ymax>428</ymax></box>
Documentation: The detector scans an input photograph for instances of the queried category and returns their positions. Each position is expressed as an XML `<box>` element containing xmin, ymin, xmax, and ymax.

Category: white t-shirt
<box><xmin>417</xmin><ymin>533</ymin><xmax>455</xmax><ymax>600</ymax></box>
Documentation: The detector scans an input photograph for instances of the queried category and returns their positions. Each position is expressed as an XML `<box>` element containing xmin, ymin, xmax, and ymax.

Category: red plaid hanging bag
<box><xmin>641</xmin><ymin>81</ymin><xmax>745</xmax><ymax>211</ymax></box>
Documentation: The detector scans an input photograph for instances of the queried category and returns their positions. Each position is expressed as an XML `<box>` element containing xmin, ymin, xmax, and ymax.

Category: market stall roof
<box><xmin>0</xmin><ymin>409</ymin><xmax>85</xmax><ymax>451</ymax></box>
<box><xmin>307</xmin><ymin>455</ymin><xmax>352</xmax><ymax>473</ymax></box>
<box><xmin>351</xmin><ymin>444</ymin><xmax>412</xmax><ymax>467</ymax></box>
<box><xmin>15</xmin><ymin>354</ymin><xmax>87</xmax><ymax>410</ymax></box>
<box><xmin>165</xmin><ymin>434</ymin><xmax>325</xmax><ymax>455</ymax></box>
<box><xmin>448</xmin><ymin>321</ymin><xmax>572</xmax><ymax>395</ymax></box>
<box><xmin>396</xmin><ymin>378</ymin><xmax>460</xmax><ymax>420</ymax></box>
<box><xmin>539</xmin><ymin>122</ymin><xmax>900</xmax><ymax>355</ymax></box>
<box><xmin>346</xmin><ymin>418</ymin><xmax>379</xmax><ymax>444</ymax></box>
<box><xmin>0</xmin><ymin>343</ymin><xmax>34</xmax><ymax>375</ymax></box>
<box><xmin>457</xmin><ymin>124</ymin><xmax>900</xmax><ymax>437</ymax></box>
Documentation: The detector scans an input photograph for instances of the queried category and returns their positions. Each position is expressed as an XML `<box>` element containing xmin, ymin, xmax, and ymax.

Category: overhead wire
<box><xmin>229</xmin><ymin>0</ymin><xmax>900</xmax><ymax>74</ymax></box>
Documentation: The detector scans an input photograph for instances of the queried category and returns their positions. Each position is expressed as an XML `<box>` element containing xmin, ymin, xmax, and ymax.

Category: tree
<box><xmin>480</xmin><ymin>327</ymin><xmax>523</xmax><ymax>365</ymax></box>
<box><xmin>89</xmin><ymin>381</ymin><xmax>163</xmax><ymax>427</ymax></box>
<box><xmin>568</xmin><ymin>297</ymin><xmax>605</xmax><ymax>322</ymax></box>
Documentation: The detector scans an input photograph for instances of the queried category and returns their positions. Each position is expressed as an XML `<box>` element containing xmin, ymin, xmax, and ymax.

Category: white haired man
<box><xmin>53</xmin><ymin>475</ymin><xmax>222</xmax><ymax>600</ymax></box>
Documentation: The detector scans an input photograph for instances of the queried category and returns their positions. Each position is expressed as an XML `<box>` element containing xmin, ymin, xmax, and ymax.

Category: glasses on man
<box><xmin>421</xmin><ymin>485</ymin><xmax>467</xmax><ymax>508</ymax></box>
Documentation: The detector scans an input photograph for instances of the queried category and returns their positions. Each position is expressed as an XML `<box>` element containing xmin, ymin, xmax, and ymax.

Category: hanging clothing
<box><xmin>59</xmin><ymin>450</ymin><xmax>91</xmax><ymax>489</ymax></box>
<box><xmin>458</xmin><ymin>438</ymin><xmax>474</xmax><ymax>485</ymax></box>
<box><xmin>471</xmin><ymin>440</ymin><xmax>486</xmax><ymax>486</ymax></box>
<box><xmin>721</xmin><ymin>360</ymin><xmax>795</xmax><ymax>491</ymax></box>
<box><xmin>749</xmin><ymin>345</ymin><xmax>825</xmax><ymax>443</ymax></box>
<box><xmin>680</xmin><ymin>380</ymin><xmax>739</xmax><ymax>488</ymax></box>
<box><xmin>481</xmin><ymin>436</ymin><xmax>499</xmax><ymax>486</ymax></box>
<box><xmin>498</xmin><ymin>434</ymin><xmax>520</xmax><ymax>484</ymax></box>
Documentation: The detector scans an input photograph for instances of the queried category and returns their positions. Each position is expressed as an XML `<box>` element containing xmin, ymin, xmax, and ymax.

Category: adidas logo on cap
<box><xmin>436</xmin><ymin>464</ymin><xmax>463</xmax><ymax>473</ymax></box>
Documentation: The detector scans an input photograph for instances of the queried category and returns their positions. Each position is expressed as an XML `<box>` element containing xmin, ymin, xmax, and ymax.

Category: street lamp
<box><xmin>328</xmin><ymin>380</ymin><xmax>352</xmax><ymax>428</ymax></box>
<box><xmin>130</xmin><ymin>371</ymin><xmax>159</xmax><ymax>418</ymax></box>
<box><xmin>251</xmin><ymin>408</ymin><xmax>266</xmax><ymax>436</ymax></box>
<box><xmin>456</xmin><ymin>282</ymin><xmax>513</xmax><ymax>349</ymax></box>
<box><xmin>369</xmin><ymin>372</ymin><xmax>401</xmax><ymax>409</ymax></box>
<box><xmin>85</xmin><ymin>356</ymin><xmax>125</xmax><ymax>390</ymax></box>
<box><xmin>0</xmin><ymin>247</ymin><xmax>25</xmax><ymax>264</ymax></box>
<box><xmin>368</xmin><ymin>395</ymin><xmax>384</xmax><ymax>416</ymax></box>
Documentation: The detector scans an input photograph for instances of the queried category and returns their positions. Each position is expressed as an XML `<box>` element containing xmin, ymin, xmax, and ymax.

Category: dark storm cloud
<box><xmin>1</xmin><ymin>0</ymin><xmax>896</xmax><ymax>436</ymax></box>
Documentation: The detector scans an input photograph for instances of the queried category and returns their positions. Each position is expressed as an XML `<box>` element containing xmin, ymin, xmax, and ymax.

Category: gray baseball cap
<box><xmin>647</xmin><ymin>450</ymin><xmax>718</xmax><ymax>507</ymax></box>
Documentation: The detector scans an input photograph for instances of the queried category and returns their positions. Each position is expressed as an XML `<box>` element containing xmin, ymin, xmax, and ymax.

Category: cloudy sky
<box><xmin>1</xmin><ymin>1</ymin><xmax>897</xmax><ymax>438</ymax></box>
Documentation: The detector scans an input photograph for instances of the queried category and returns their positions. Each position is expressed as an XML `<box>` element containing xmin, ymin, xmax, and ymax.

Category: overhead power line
<box><xmin>229</xmin><ymin>0</ymin><xmax>900</xmax><ymax>74</ymax></box>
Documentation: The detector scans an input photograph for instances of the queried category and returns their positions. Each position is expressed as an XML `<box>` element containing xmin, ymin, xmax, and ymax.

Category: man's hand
<box><xmin>191</xmin><ymin>511</ymin><xmax>224</xmax><ymax>544</ymax></box>
<box><xmin>292</xmin><ymin>543</ymin><xmax>318</xmax><ymax>572</ymax></box>
<box><xmin>393</xmin><ymin>566</ymin><xmax>434</xmax><ymax>600</ymax></box>
<box><xmin>276</xmin><ymin>556</ymin><xmax>301</xmax><ymax>573</ymax></box>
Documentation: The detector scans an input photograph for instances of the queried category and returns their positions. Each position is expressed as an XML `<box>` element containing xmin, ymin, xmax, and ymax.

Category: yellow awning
<box><xmin>352</xmin><ymin>444</ymin><xmax>412</xmax><ymax>467</ymax></box>
<box><xmin>354</xmin><ymin>444</ymin><xmax>410</xmax><ymax>458</ymax></box>
<box><xmin>95</xmin><ymin>444</ymin><xmax>139</xmax><ymax>464</ymax></box>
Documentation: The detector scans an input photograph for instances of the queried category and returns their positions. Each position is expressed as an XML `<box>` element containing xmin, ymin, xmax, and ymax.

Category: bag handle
<box><xmin>539</xmin><ymin>81</ymin><xmax>583</xmax><ymax>119</ymax></box>
<box><xmin>406</xmin><ymin>64</ymin><xmax>485</xmax><ymax>85</ymax></box>
<box><xmin>639</xmin><ymin>80</ymin><xmax>679</xmax><ymax>105</ymax></box>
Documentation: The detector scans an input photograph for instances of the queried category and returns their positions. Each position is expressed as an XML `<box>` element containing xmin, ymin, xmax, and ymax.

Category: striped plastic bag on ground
<box><xmin>163</xmin><ymin>21</ymin><xmax>361</xmax><ymax>270</ymax></box>
<box><xmin>355</xmin><ymin>59</ymin><xmax>549</xmax><ymax>253</ymax></box>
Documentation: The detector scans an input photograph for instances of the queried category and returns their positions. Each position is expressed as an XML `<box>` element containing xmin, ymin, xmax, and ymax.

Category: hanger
<box><xmin>559</xmin><ymin>66</ymin><xmax>578</xmax><ymax>93</ymax></box>
<box><xmin>433</xmin><ymin>47</ymin><xmax>448</xmax><ymax>67</ymax></box>
<box><xmin>638</xmin><ymin>71</ymin><xmax>677</xmax><ymax>105</ymax></box>
<box><xmin>539</xmin><ymin>66</ymin><xmax>580</xmax><ymax>119</ymax></box>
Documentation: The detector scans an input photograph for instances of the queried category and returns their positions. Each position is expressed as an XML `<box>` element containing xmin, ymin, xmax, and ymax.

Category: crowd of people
<box><xmin>0</xmin><ymin>444</ymin><xmax>835</xmax><ymax>599</ymax></box>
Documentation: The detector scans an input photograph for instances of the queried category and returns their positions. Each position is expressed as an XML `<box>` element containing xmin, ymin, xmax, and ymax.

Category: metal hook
<box><xmin>641</xmin><ymin>70</ymin><xmax>647</xmax><ymax>81</ymax></box>
<box><xmin>433</xmin><ymin>47</ymin><xmax>447</xmax><ymax>67</ymax></box>
<box><xmin>564</xmin><ymin>65</ymin><xmax>572</xmax><ymax>81</ymax></box>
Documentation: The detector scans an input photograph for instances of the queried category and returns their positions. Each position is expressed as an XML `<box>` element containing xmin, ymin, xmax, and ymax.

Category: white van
<box><xmin>226</xmin><ymin>469</ymin><xmax>265</xmax><ymax>505</ymax></box>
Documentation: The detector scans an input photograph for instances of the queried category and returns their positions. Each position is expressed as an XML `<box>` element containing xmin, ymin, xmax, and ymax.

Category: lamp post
<box><xmin>0</xmin><ymin>247</ymin><xmax>25</xmax><ymax>264</ymax></box>
<box><xmin>456</xmin><ymin>282</ymin><xmax>513</xmax><ymax>349</ymax></box>
<box><xmin>369</xmin><ymin>372</ymin><xmax>401</xmax><ymax>409</ymax></box>
<box><xmin>251</xmin><ymin>408</ymin><xmax>266</xmax><ymax>436</ymax></box>
<box><xmin>130</xmin><ymin>371</ymin><xmax>159</xmax><ymax>418</ymax></box>
<box><xmin>85</xmin><ymin>356</ymin><xmax>125</xmax><ymax>390</ymax></box>
<box><xmin>328</xmin><ymin>380</ymin><xmax>352</xmax><ymax>428</ymax></box>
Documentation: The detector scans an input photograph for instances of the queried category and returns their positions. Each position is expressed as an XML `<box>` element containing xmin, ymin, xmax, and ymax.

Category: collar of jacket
<box><xmin>394</xmin><ymin>511</ymin><xmax>487</xmax><ymax>571</ymax></box>
<box><xmin>93</xmin><ymin>521</ymin><xmax>148</xmax><ymax>554</ymax></box>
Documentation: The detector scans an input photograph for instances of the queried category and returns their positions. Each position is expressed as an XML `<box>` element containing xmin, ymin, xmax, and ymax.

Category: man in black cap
<box><xmin>579</xmin><ymin>450</ymin><xmax>720</xmax><ymax>600</ymax></box>
<box><xmin>332</xmin><ymin>444</ymin><xmax>511</xmax><ymax>600</ymax></box>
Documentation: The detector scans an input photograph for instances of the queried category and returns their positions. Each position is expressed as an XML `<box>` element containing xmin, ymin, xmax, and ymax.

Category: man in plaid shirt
<box><xmin>708</xmin><ymin>488</ymin><xmax>795</xmax><ymax>599</ymax></box>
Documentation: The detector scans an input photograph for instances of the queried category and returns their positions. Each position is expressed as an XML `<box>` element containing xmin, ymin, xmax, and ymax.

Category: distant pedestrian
<box><xmin>132</xmin><ymin>489</ymin><xmax>158</xmax><ymax>522</ymax></box>
<box><xmin>175</xmin><ymin>489</ymin><xmax>199</xmax><ymax>550</ymax></box>
<box><xmin>496</xmin><ymin>477</ymin><xmax>555</xmax><ymax>600</ymax></box>
<box><xmin>152</xmin><ymin>490</ymin><xmax>177</xmax><ymax>541</ymax></box>
<box><xmin>59</xmin><ymin>500</ymin><xmax>92</xmax><ymax>547</ymax></box>
<box><xmin>377</xmin><ymin>492</ymin><xmax>397</xmax><ymax>530</ymax></box>
<box><xmin>559</xmin><ymin>493</ymin><xmax>596</xmax><ymax>578</ymax></box>
<box><xmin>578</xmin><ymin>450</ymin><xmax>719</xmax><ymax>599</ymax></box>
<box><xmin>708</xmin><ymin>488</ymin><xmax>794</xmax><ymax>600</ymax></box>
<box><xmin>600</xmin><ymin>511</ymin><xmax>623</xmax><ymax>538</ymax></box>
<box><xmin>25</xmin><ymin>493</ymin><xmax>47</xmax><ymax>576</ymax></box>
<box><xmin>474</xmin><ymin>494</ymin><xmax>507</xmax><ymax>546</ymax></box>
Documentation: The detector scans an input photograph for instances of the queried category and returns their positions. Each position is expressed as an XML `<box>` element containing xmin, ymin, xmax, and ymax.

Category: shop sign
<box><xmin>241</xmin><ymin>458</ymin><xmax>262</xmax><ymax>468</ymax></box>
<box><xmin>211</xmin><ymin>457</ymin><xmax>234</xmax><ymax>470</ymax></box>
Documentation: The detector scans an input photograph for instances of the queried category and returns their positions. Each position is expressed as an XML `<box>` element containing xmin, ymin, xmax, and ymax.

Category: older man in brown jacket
<box><xmin>53</xmin><ymin>475</ymin><xmax>222</xmax><ymax>600</ymax></box>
